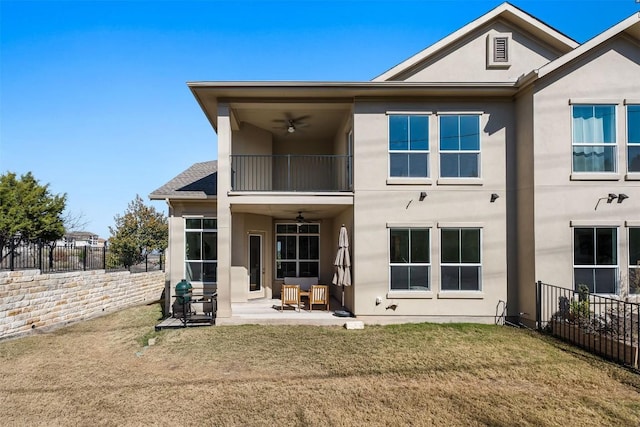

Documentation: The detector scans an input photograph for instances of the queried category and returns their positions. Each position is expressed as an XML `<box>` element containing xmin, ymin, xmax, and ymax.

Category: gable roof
<box><xmin>372</xmin><ymin>2</ymin><xmax>579</xmax><ymax>82</ymax></box>
<box><xmin>149</xmin><ymin>160</ymin><xmax>217</xmax><ymax>200</ymax></box>
<box><xmin>523</xmin><ymin>11</ymin><xmax>640</xmax><ymax>82</ymax></box>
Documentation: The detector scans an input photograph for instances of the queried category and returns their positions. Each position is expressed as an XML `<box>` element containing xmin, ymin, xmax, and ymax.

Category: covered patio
<box><xmin>215</xmin><ymin>296</ymin><xmax>350</xmax><ymax>326</ymax></box>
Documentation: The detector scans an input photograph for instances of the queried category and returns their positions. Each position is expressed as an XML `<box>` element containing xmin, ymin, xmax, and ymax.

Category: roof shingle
<box><xmin>149</xmin><ymin>160</ymin><xmax>217</xmax><ymax>200</ymax></box>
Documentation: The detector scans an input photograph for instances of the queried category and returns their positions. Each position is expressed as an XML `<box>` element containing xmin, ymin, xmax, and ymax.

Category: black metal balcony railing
<box><xmin>231</xmin><ymin>154</ymin><xmax>352</xmax><ymax>192</ymax></box>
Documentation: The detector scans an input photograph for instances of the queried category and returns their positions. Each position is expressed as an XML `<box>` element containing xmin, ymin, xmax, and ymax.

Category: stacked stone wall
<box><xmin>0</xmin><ymin>269</ymin><xmax>165</xmax><ymax>339</ymax></box>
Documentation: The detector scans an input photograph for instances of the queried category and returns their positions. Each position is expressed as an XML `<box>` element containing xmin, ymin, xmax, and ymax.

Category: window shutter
<box><xmin>493</xmin><ymin>37</ymin><xmax>508</xmax><ymax>62</ymax></box>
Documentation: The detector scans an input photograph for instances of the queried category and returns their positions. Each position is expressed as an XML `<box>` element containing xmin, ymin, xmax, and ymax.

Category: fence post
<box><xmin>160</xmin><ymin>250</ymin><xmax>163</xmax><ymax>272</ymax></box>
<box><xmin>102</xmin><ymin>244</ymin><xmax>107</xmax><ymax>269</ymax></box>
<box><xmin>536</xmin><ymin>280</ymin><xmax>542</xmax><ymax>331</ymax></box>
<box><xmin>38</xmin><ymin>241</ymin><xmax>43</xmax><ymax>271</ymax></box>
<box><xmin>145</xmin><ymin>253</ymin><xmax>148</xmax><ymax>272</ymax></box>
<box><xmin>83</xmin><ymin>246</ymin><xmax>87</xmax><ymax>271</ymax></box>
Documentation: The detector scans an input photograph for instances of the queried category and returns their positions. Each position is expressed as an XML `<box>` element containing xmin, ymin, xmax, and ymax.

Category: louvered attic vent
<box><xmin>493</xmin><ymin>37</ymin><xmax>508</xmax><ymax>62</ymax></box>
<box><xmin>487</xmin><ymin>33</ymin><xmax>512</xmax><ymax>68</ymax></box>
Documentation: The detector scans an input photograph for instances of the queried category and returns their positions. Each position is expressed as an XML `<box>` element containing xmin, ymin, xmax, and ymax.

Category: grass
<box><xmin>1</xmin><ymin>303</ymin><xmax>639</xmax><ymax>426</ymax></box>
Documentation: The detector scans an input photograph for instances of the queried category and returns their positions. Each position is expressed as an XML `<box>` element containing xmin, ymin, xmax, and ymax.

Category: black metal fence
<box><xmin>536</xmin><ymin>281</ymin><xmax>639</xmax><ymax>370</ymax></box>
<box><xmin>0</xmin><ymin>240</ymin><xmax>164</xmax><ymax>274</ymax></box>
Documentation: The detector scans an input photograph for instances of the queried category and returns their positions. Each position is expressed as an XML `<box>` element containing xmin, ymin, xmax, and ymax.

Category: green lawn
<box><xmin>1</xmin><ymin>303</ymin><xmax>639</xmax><ymax>426</ymax></box>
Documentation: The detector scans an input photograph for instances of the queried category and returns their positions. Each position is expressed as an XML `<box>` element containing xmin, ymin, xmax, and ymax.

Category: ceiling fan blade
<box><xmin>292</xmin><ymin>115</ymin><xmax>310</xmax><ymax>123</ymax></box>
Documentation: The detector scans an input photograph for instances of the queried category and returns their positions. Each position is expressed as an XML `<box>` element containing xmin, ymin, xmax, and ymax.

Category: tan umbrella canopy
<box><xmin>332</xmin><ymin>224</ymin><xmax>351</xmax><ymax>310</ymax></box>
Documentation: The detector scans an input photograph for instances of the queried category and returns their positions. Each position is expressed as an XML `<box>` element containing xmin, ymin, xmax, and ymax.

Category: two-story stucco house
<box><xmin>151</xmin><ymin>2</ymin><xmax>640</xmax><ymax>326</ymax></box>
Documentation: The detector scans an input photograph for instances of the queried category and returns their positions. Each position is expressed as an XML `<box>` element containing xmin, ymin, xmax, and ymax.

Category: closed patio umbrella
<box><xmin>332</xmin><ymin>225</ymin><xmax>351</xmax><ymax>315</ymax></box>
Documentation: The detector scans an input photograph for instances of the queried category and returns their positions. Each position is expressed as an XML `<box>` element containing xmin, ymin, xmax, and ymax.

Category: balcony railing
<box><xmin>231</xmin><ymin>154</ymin><xmax>352</xmax><ymax>192</ymax></box>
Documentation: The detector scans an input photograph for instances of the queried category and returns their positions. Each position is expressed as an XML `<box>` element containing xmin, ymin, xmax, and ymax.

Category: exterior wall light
<box><xmin>618</xmin><ymin>193</ymin><xmax>629</xmax><ymax>203</ymax></box>
<box><xmin>607</xmin><ymin>193</ymin><xmax>618</xmax><ymax>203</ymax></box>
<box><xmin>490</xmin><ymin>193</ymin><xmax>499</xmax><ymax>203</ymax></box>
<box><xmin>419</xmin><ymin>192</ymin><xmax>427</xmax><ymax>201</ymax></box>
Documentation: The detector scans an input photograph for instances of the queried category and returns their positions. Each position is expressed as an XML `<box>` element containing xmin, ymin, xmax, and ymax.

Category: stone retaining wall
<box><xmin>0</xmin><ymin>269</ymin><xmax>166</xmax><ymax>339</ymax></box>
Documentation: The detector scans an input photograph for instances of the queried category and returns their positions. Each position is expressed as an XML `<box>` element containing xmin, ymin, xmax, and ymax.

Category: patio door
<box><xmin>249</xmin><ymin>234</ymin><xmax>263</xmax><ymax>296</ymax></box>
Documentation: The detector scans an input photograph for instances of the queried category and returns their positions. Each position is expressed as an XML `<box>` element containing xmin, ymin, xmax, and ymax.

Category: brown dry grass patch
<box><xmin>1</xmin><ymin>303</ymin><xmax>639</xmax><ymax>426</ymax></box>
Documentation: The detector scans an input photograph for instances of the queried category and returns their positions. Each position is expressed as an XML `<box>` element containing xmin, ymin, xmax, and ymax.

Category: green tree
<box><xmin>108</xmin><ymin>195</ymin><xmax>167</xmax><ymax>268</ymax></box>
<box><xmin>0</xmin><ymin>172</ymin><xmax>66</xmax><ymax>250</ymax></box>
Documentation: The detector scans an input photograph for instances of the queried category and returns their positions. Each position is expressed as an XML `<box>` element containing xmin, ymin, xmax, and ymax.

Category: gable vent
<box><xmin>487</xmin><ymin>33</ymin><xmax>512</xmax><ymax>69</ymax></box>
<box><xmin>493</xmin><ymin>37</ymin><xmax>508</xmax><ymax>62</ymax></box>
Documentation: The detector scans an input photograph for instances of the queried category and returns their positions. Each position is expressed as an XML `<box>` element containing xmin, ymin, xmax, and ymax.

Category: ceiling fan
<box><xmin>272</xmin><ymin>114</ymin><xmax>310</xmax><ymax>134</ymax></box>
<box><xmin>294</xmin><ymin>211</ymin><xmax>312</xmax><ymax>225</ymax></box>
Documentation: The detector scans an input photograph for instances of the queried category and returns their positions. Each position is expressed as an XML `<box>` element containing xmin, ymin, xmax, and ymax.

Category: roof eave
<box><xmin>149</xmin><ymin>193</ymin><xmax>217</xmax><ymax>201</ymax></box>
<box><xmin>537</xmin><ymin>13</ymin><xmax>640</xmax><ymax>80</ymax></box>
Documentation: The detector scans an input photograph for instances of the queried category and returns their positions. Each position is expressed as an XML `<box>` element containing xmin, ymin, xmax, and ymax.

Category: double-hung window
<box><xmin>389</xmin><ymin>228</ymin><xmax>430</xmax><ymax>291</ymax></box>
<box><xmin>572</xmin><ymin>105</ymin><xmax>616</xmax><ymax>173</ymax></box>
<box><xmin>439</xmin><ymin>115</ymin><xmax>481</xmax><ymax>178</ymax></box>
<box><xmin>185</xmin><ymin>218</ymin><xmax>217</xmax><ymax>283</ymax></box>
<box><xmin>389</xmin><ymin>115</ymin><xmax>429</xmax><ymax>177</ymax></box>
<box><xmin>629</xmin><ymin>228</ymin><xmax>640</xmax><ymax>294</ymax></box>
<box><xmin>573</xmin><ymin>227</ymin><xmax>617</xmax><ymax>294</ymax></box>
<box><xmin>440</xmin><ymin>228</ymin><xmax>482</xmax><ymax>291</ymax></box>
<box><xmin>628</xmin><ymin>105</ymin><xmax>640</xmax><ymax>173</ymax></box>
<box><xmin>275</xmin><ymin>224</ymin><xmax>320</xmax><ymax>279</ymax></box>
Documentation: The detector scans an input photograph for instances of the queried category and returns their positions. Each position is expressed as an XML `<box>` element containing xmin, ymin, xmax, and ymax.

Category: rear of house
<box><xmin>151</xmin><ymin>3</ymin><xmax>640</xmax><ymax>325</ymax></box>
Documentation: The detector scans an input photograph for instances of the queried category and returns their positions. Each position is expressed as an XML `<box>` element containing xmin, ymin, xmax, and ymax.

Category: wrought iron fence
<box><xmin>0</xmin><ymin>239</ymin><xmax>164</xmax><ymax>274</ymax></box>
<box><xmin>231</xmin><ymin>154</ymin><xmax>352</xmax><ymax>192</ymax></box>
<box><xmin>536</xmin><ymin>281</ymin><xmax>639</xmax><ymax>370</ymax></box>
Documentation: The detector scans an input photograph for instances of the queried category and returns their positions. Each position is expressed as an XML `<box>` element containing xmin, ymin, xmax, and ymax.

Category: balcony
<box><xmin>231</xmin><ymin>154</ymin><xmax>352</xmax><ymax>192</ymax></box>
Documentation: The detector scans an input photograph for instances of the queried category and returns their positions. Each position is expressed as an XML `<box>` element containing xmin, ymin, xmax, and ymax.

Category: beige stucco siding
<box><xmin>217</xmin><ymin>104</ymin><xmax>232</xmax><ymax>318</ymax></box>
<box><xmin>514</xmin><ymin>87</ymin><xmax>536</xmax><ymax>324</ymax></box>
<box><xmin>530</xmin><ymin>37</ymin><xmax>640</xmax><ymax>307</ymax></box>
<box><xmin>351</xmin><ymin>100</ymin><xmax>511</xmax><ymax>320</ymax></box>
<box><xmin>397</xmin><ymin>21</ymin><xmax>561</xmax><ymax>83</ymax></box>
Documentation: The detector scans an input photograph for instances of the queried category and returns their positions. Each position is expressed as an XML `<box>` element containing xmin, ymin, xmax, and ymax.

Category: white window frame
<box><xmin>184</xmin><ymin>217</ymin><xmax>217</xmax><ymax>285</ymax></box>
<box><xmin>388</xmin><ymin>227</ymin><xmax>431</xmax><ymax>292</ymax></box>
<box><xmin>628</xmin><ymin>227</ymin><xmax>640</xmax><ymax>295</ymax></box>
<box><xmin>388</xmin><ymin>113</ymin><xmax>430</xmax><ymax>179</ymax></box>
<box><xmin>438</xmin><ymin>114</ymin><xmax>481</xmax><ymax>179</ymax></box>
<box><xmin>627</xmin><ymin>104</ymin><xmax>640</xmax><ymax>175</ymax></box>
<box><xmin>573</xmin><ymin>226</ymin><xmax>619</xmax><ymax>295</ymax></box>
<box><xmin>275</xmin><ymin>223</ymin><xmax>320</xmax><ymax>280</ymax></box>
<box><xmin>571</xmin><ymin>104</ymin><xmax>617</xmax><ymax>174</ymax></box>
<box><xmin>439</xmin><ymin>227</ymin><xmax>482</xmax><ymax>292</ymax></box>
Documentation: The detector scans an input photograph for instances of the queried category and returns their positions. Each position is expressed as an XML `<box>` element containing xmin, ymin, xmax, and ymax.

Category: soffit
<box><xmin>189</xmin><ymin>82</ymin><xmax>519</xmax><ymax>132</ymax></box>
<box><xmin>232</xmin><ymin>104</ymin><xmax>351</xmax><ymax>142</ymax></box>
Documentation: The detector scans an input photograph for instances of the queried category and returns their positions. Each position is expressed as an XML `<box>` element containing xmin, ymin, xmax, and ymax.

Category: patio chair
<box><xmin>309</xmin><ymin>285</ymin><xmax>329</xmax><ymax>311</ymax></box>
<box><xmin>281</xmin><ymin>284</ymin><xmax>301</xmax><ymax>312</ymax></box>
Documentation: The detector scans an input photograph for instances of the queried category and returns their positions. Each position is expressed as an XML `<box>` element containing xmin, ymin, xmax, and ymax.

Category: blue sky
<box><xmin>1</xmin><ymin>0</ymin><xmax>639</xmax><ymax>238</ymax></box>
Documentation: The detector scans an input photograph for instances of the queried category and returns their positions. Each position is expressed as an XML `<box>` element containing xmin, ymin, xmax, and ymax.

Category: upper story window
<box><xmin>439</xmin><ymin>115</ymin><xmax>481</xmax><ymax>178</ymax></box>
<box><xmin>389</xmin><ymin>228</ymin><xmax>430</xmax><ymax>291</ymax></box>
<box><xmin>573</xmin><ymin>227</ymin><xmax>617</xmax><ymax>294</ymax></box>
<box><xmin>572</xmin><ymin>105</ymin><xmax>616</xmax><ymax>173</ymax></box>
<box><xmin>627</xmin><ymin>105</ymin><xmax>640</xmax><ymax>173</ymax></box>
<box><xmin>389</xmin><ymin>115</ymin><xmax>429</xmax><ymax>178</ymax></box>
<box><xmin>185</xmin><ymin>218</ymin><xmax>217</xmax><ymax>283</ymax></box>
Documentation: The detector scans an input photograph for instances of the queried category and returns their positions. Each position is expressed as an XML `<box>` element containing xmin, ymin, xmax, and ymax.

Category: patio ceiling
<box><xmin>231</xmin><ymin>102</ymin><xmax>351</xmax><ymax>143</ymax></box>
<box><xmin>230</xmin><ymin>203</ymin><xmax>351</xmax><ymax>220</ymax></box>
